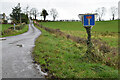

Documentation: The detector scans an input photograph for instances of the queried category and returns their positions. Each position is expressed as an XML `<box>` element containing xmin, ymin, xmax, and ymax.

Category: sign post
<box><xmin>14</xmin><ymin>23</ymin><xmax>15</xmax><ymax>30</ymax></box>
<box><xmin>78</xmin><ymin>13</ymin><xmax>97</xmax><ymax>53</ymax></box>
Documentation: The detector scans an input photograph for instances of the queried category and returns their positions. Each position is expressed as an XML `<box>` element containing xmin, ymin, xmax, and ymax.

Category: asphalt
<box><xmin>1</xmin><ymin>20</ymin><xmax>45</xmax><ymax>78</ymax></box>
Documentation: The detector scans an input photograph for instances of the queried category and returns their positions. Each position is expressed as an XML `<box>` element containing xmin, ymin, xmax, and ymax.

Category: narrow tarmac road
<box><xmin>1</xmin><ymin>20</ymin><xmax>45</xmax><ymax>78</ymax></box>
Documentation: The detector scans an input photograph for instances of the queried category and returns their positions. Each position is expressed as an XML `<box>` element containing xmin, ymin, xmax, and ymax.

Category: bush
<box><xmin>1</xmin><ymin>29</ymin><xmax>13</xmax><ymax>35</ymax></box>
<box><xmin>8</xmin><ymin>23</ymin><xmax>26</xmax><ymax>30</ymax></box>
<box><xmin>3</xmin><ymin>20</ymin><xmax>8</xmax><ymax>24</ymax></box>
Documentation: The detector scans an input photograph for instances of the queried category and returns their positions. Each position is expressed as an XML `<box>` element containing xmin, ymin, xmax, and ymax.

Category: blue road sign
<box><xmin>83</xmin><ymin>15</ymin><xmax>95</xmax><ymax>26</ymax></box>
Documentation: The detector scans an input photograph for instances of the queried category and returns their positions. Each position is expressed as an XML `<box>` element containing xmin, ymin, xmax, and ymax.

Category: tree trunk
<box><xmin>99</xmin><ymin>17</ymin><xmax>101</xmax><ymax>21</ymax></box>
<box><xmin>112</xmin><ymin>14</ymin><xmax>114</xmax><ymax>20</ymax></box>
<box><xmin>44</xmin><ymin>16</ymin><xmax>46</xmax><ymax>21</ymax></box>
<box><xmin>53</xmin><ymin>16</ymin><xmax>55</xmax><ymax>21</ymax></box>
<box><xmin>35</xmin><ymin>15</ymin><xmax>36</xmax><ymax>20</ymax></box>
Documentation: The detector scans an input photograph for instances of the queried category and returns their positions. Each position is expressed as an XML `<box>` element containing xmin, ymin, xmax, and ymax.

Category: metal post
<box><xmin>14</xmin><ymin>23</ymin><xmax>15</xmax><ymax>30</ymax></box>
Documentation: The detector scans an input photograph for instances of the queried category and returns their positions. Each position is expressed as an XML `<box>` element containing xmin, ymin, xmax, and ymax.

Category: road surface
<box><xmin>1</xmin><ymin>20</ymin><xmax>45</xmax><ymax>78</ymax></box>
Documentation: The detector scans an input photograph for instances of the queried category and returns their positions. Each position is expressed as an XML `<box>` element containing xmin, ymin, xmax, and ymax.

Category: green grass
<box><xmin>0</xmin><ymin>24</ymin><xmax>13</xmax><ymax>31</ymax></box>
<box><xmin>39</xmin><ymin>20</ymin><xmax>118</xmax><ymax>47</ymax></box>
<box><xmin>93</xmin><ymin>20</ymin><xmax>118</xmax><ymax>32</ymax></box>
<box><xmin>33</xmin><ymin>24</ymin><xmax>118</xmax><ymax>78</ymax></box>
<box><xmin>40</xmin><ymin>21</ymin><xmax>84</xmax><ymax>31</ymax></box>
<box><xmin>40</xmin><ymin>20</ymin><xmax>118</xmax><ymax>32</ymax></box>
<box><xmin>0</xmin><ymin>24</ymin><xmax>29</xmax><ymax>37</ymax></box>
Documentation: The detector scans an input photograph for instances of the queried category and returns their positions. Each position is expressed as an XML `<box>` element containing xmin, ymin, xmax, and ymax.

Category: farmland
<box><xmin>39</xmin><ymin>20</ymin><xmax>118</xmax><ymax>32</ymax></box>
<box><xmin>33</xmin><ymin>24</ymin><xmax>118</xmax><ymax>78</ymax></box>
<box><xmin>39</xmin><ymin>20</ymin><xmax>118</xmax><ymax>47</ymax></box>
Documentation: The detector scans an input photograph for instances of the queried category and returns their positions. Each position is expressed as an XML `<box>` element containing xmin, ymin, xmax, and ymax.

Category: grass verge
<box><xmin>0</xmin><ymin>24</ymin><xmax>29</xmax><ymax>37</ymax></box>
<box><xmin>33</xmin><ymin>24</ymin><xmax>118</xmax><ymax>78</ymax></box>
<box><xmin>0</xmin><ymin>24</ymin><xmax>13</xmax><ymax>31</ymax></box>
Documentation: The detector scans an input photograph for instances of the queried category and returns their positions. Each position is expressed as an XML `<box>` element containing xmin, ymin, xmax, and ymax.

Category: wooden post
<box><xmin>84</xmin><ymin>26</ymin><xmax>92</xmax><ymax>53</ymax></box>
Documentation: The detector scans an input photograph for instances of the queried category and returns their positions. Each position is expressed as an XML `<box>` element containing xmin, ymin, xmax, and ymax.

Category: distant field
<box><xmin>40</xmin><ymin>20</ymin><xmax>118</xmax><ymax>32</ymax></box>
<box><xmin>39</xmin><ymin>20</ymin><xmax>118</xmax><ymax>47</ymax></box>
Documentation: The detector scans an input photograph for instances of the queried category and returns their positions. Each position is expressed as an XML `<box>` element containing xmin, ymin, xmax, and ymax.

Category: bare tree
<box><xmin>30</xmin><ymin>8</ymin><xmax>38</xmax><ymax>20</ymax></box>
<box><xmin>111</xmin><ymin>6</ymin><xmax>118</xmax><ymax>20</ymax></box>
<box><xmin>23</xmin><ymin>5</ymin><xmax>29</xmax><ymax>18</ymax></box>
<box><xmin>101</xmin><ymin>7</ymin><xmax>106</xmax><ymax>20</ymax></box>
<box><xmin>50</xmin><ymin>8</ymin><xmax>58</xmax><ymax>21</ymax></box>
<box><xmin>95</xmin><ymin>9</ymin><xmax>99</xmax><ymax>21</ymax></box>
<box><xmin>95</xmin><ymin>7</ymin><xmax>106</xmax><ymax>21</ymax></box>
<box><xmin>23</xmin><ymin>5</ymin><xmax>29</xmax><ymax>15</ymax></box>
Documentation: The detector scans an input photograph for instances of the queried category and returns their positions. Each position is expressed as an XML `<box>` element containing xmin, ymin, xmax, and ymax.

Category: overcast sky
<box><xmin>0</xmin><ymin>0</ymin><xmax>119</xmax><ymax>20</ymax></box>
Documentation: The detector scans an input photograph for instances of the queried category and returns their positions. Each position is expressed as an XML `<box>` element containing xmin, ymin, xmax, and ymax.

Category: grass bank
<box><xmin>0</xmin><ymin>24</ymin><xmax>29</xmax><ymax>37</ymax></box>
<box><xmin>33</xmin><ymin>24</ymin><xmax>118</xmax><ymax>78</ymax></box>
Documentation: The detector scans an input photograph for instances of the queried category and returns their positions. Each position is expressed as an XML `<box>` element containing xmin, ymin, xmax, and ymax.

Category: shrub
<box><xmin>1</xmin><ymin>29</ymin><xmax>13</xmax><ymax>35</ymax></box>
<box><xmin>3</xmin><ymin>20</ymin><xmax>8</xmax><ymax>24</ymax></box>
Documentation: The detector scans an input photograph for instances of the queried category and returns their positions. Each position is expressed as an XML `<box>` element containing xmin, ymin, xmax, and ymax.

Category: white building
<box><xmin>6</xmin><ymin>16</ymin><xmax>12</xmax><ymax>24</ymax></box>
<box><xmin>0</xmin><ymin>14</ymin><xmax>12</xmax><ymax>24</ymax></box>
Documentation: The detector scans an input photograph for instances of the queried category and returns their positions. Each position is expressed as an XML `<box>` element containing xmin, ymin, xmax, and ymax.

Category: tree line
<box><xmin>29</xmin><ymin>8</ymin><xmax>58</xmax><ymax>21</ymax></box>
<box><xmin>95</xmin><ymin>7</ymin><xmax>118</xmax><ymax>21</ymax></box>
<box><xmin>10</xmin><ymin>3</ymin><xmax>58</xmax><ymax>24</ymax></box>
<box><xmin>9</xmin><ymin>3</ymin><xmax>118</xmax><ymax>24</ymax></box>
